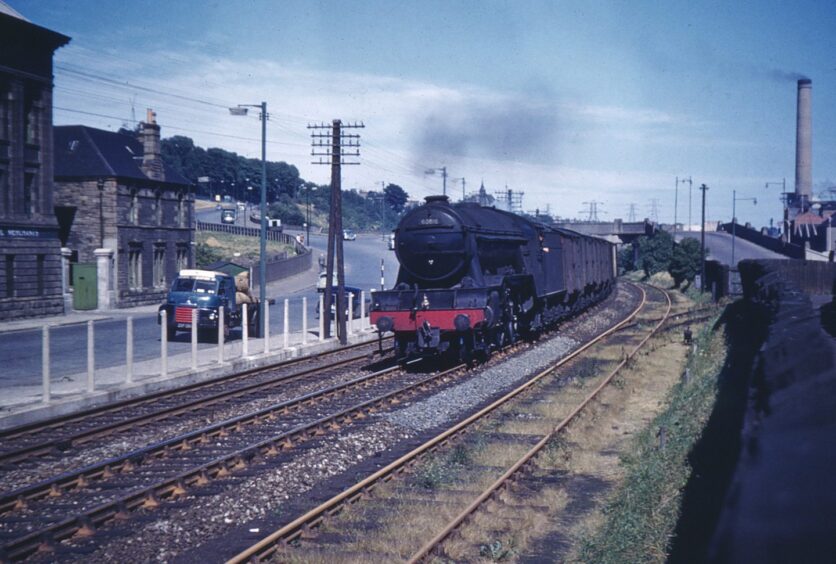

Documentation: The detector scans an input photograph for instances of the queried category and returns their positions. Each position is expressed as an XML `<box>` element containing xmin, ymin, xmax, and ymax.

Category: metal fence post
<box><xmin>360</xmin><ymin>290</ymin><xmax>366</xmax><ymax>330</ymax></box>
<box><xmin>263</xmin><ymin>299</ymin><xmax>270</xmax><ymax>354</ymax></box>
<box><xmin>242</xmin><ymin>303</ymin><xmax>249</xmax><ymax>357</ymax></box>
<box><xmin>302</xmin><ymin>296</ymin><xmax>308</xmax><ymax>345</ymax></box>
<box><xmin>160</xmin><ymin>311</ymin><xmax>167</xmax><ymax>378</ymax></box>
<box><xmin>283</xmin><ymin>298</ymin><xmax>289</xmax><ymax>349</ymax></box>
<box><xmin>87</xmin><ymin>320</ymin><xmax>95</xmax><ymax>392</ymax></box>
<box><xmin>319</xmin><ymin>293</ymin><xmax>324</xmax><ymax>342</ymax></box>
<box><xmin>42</xmin><ymin>325</ymin><xmax>50</xmax><ymax>404</ymax></box>
<box><xmin>191</xmin><ymin>308</ymin><xmax>198</xmax><ymax>370</ymax></box>
<box><xmin>348</xmin><ymin>292</ymin><xmax>354</xmax><ymax>335</ymax></box>
<box><xmin>218</xmin><ymin>306</ymin><xmax>225</xmax><ymax>364</ymax></box>
<box><xmin>126</xmin><ymin>316</ymin><xmax>133</xmax><ymax>384</ymax></box>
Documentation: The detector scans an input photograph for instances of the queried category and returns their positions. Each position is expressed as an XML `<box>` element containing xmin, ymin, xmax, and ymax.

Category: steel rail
<box><xmin>0</xmin><ymin>360</ymin><xmax>405</xmax><ymax>517</ymax></box>
<box><xmin>0</xmin><ymin>336</ymin><xmax>390</xmax><ymax>444</ymax></box>
<box><xmin>0</xmin><ymin>346</ymin><xmax>387</xmax><ymax>466</ymax></box>
<box><xmin>1</xmin><ymin>356</ymin><xmax>481</xmax><ymax>561</ymax></box>
<box><xmin>408</xmin><ymin>285</ymin><xmax>672</xmax><ymax>562</ymax></box>
<box><xmin>225</xmin><ymin>282</ymin><xmax>648</xmax><ymax>564</ymax></box>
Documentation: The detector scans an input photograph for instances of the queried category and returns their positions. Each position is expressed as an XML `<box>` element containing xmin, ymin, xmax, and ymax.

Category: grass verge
<box><xmin>577</xmin><ymin>314</ymin><xmax>727</xmax><ymax>563</ymax></box>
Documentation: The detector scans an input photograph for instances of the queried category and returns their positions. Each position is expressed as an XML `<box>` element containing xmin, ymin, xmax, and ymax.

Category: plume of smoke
<box><xmin>768</xmin><ymin>69</ymin><xmax>809</xmax><ymax>82</ymax></box>
<box><xmin>411</xmin><ymin>94</ymin><xmax>560</xmax><ymax>166</ymax></box>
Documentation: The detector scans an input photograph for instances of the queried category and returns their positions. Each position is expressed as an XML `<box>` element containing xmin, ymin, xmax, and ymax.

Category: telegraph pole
<box><xmin>699</xmin><ymin>183</ymin><xmax>709</xmax><ymax>292</ymax></box>
<box><xmin>674</xmin><ymin>176</ymin><xmax>679</xmax><ymax>236</ymax></box>
<box><xmin>461</xmin><ymin>177</ymin><xmax>466</xmax><ymax>201</ymax></box>
<box><xmin>309</xmin><ymin>119</ymin><xmax>364</xmax><ymax>343</ymax></box>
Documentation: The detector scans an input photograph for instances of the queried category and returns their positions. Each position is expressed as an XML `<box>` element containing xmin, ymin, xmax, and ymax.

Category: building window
<box><xmin>177</xmin><ymin>194</ymin><xmax>185</xmax><ymax>228</ymax></box>
<box><xmin>176</xmin><ymin>244</ymin><xmax>189</xmax><ymax>272</ymax></box>
<box><xmin>129</xmin><ymin>189</ymin><xmax>138</xmax><ymax>224</ymax></box>
<box><xmin>128</xmin><ymin>244</ymin><xmax>142</xmax><ymax>290</ymax></box>
<box><xmin>4</xmin><ymin>255</ymin><xmax>14</xmax><ymax>298</ymax></box>
<box><xmin>23</xmin><ymin>172</ymin><xmax>35</xmax><ymax>217</ymax></box>
<box><xmin>23</xmin><ymin>86</ymin><xmax>40</xmax><ymax>145</ymax></box>
<box><xmin>0</xmin><ymin>168</ymin><xmax>7</xmax><ymax>217</ymax></box>
<box><xmin>153</xmin><ymin>244</ymin><xmax>166</xmax><ymax>288</ymax></box>
<box><xmin>36</xmin><ymin>254</ymin><xmax>45</xmax><ymax>296</ymax></box>
<box><xmin>154</xmin><ymin>191</ymin><xmax>162</xmax><ymax>226</ymax></box>
<box><xmin>0</xmin><ymin>85</ymin><xmax>8</xmax><ymax>141</ymax></box>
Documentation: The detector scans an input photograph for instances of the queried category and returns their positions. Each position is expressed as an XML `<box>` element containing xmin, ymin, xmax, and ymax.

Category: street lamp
<box><xmin>424</xmin><ymin>166</ymin><xmax>448</xmax><ymax>196</ymax></box>
<box><xmin>230</xmin><ymin>102</ymin><xmax>268</xmax><ymax>336</ymax></box>
<box><xmin>731</xmin><ymin>190</ymin><xmax>757</xmax><ymax>265</ymax></box>
<box><xmin>765</xmin><ymin>178</ymin><xmax>787</xmax><ymax>240</ymax></box>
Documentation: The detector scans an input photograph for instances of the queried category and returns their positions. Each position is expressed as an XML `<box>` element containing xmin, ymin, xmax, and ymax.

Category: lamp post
<box><xmin>424</xmin><ymin>167</ymin><xmax>448</xmax><ymax>196</ymax></box>
<box><xmin>97</xmin><ymin>178</ymin><xmax>105</xmax><ymax>248</ymax></box>
<box><xmin>731</xmin><ymin>190</ymin><xmax>757</xmax><ymax>265</ymax></box>
<box><xmin>765</xmin><ymin>178</ymin><xmax>787</xmax><ymax>241</ymax></box>
<box><xmin>678</xmin><ymin>176</ymin><xmax>692</xmax><ymax>232</ymax></box>
<box><xmin>305</xmin><ymin>184</ymin><xmax>311</xmax><ymax>245</ymax></box>
<box><xmin>230</xmin><ymin>102</ymin><xmax>268</xmax><ymax>336</ymax></box>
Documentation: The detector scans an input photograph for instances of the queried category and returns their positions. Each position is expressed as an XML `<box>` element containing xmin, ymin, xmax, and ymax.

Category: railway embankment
<box><xmin>671</xmin><ymin>259</ymin><xmax>836</xmax><ymax>562</ymax></box>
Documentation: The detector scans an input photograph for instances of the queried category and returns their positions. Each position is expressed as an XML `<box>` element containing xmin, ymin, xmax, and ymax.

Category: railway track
<box><xmin>223</xmin><ymin>282</ymin><xmax>668</xmax><ymax>563</ymax></box>
<box><xmin>0</xmin><ymin>338</ymin><xmax>391</xmax><ymax>466</ymax></box>
<box><xmin>0</xmin><ymin>338</ymin><xmax>513</xmax><ymax>560</ymax></box>
<box><xmin>0</xmin><ymin>281</ymin><xmax>691</xmax><ymax>562</ymax></box>
<box><xmin>407</xmin><ymin>284</ymin><xmax>673</xmax><ymax>562</ymax></box>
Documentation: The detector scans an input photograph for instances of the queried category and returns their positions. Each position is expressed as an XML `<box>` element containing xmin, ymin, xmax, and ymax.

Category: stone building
<box><xmin>54</xmin><ymin>110</ymin><xmax>193</xmax><ymax>308</ymax></box>
<box><xmin>0</xmin><ymin>3</ymin><xmax>70</xmax><ymax>321</ymax></box>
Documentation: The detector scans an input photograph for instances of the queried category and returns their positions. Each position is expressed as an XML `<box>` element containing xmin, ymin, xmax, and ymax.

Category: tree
<box><xmin>637</xmin><ymin>230</ymin><xmax>674</xmax><ymax>278</ymax></box>
<box><xmin>668</xmin><ymin>237</ymin><xmax>702</xmax><ymax>288</ymax></box>
<box><xmin>617</xmin><ymin>245</ymin><xmax>636</xmax><ymax>273</ymax></box>
<box><xmin>383</xmin><ymin>183</ymin><xmax>408</xmax><ymax>214</ymax></box>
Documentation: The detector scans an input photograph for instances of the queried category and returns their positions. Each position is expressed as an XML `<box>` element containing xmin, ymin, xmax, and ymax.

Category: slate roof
<box><xmin>54</xmin><ymin>125</ymin><xmax>190</xmax><ymax>187</ymax></box>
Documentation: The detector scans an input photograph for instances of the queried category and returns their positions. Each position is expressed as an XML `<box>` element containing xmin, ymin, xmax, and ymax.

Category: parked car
<box><xmin>342</xmin><ymin>229</ymin><xmax>356</xmax><ymax>241</ymax></box>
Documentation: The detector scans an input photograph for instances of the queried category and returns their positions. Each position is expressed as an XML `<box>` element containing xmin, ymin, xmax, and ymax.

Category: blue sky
<box><xmin>14</xmin><ymin>0</ymin><xmax>836</xmax><ymax>227</ymax></box>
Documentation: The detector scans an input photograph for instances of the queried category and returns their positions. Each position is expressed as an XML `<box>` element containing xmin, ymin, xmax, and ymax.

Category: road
<box><xmin>0</xmin><ymin>221</ymin><xmax>397</xmax><ymax>389</ymax></box>
<box><xmin>676</xmin><ymin>230</ymin><xmax>786</xmax><ymax>266</ymax></box>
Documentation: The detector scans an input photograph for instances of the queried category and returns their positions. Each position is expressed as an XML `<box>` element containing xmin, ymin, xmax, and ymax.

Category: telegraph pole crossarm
<box><xmin>309</xmin><ymin>119</ymin><xmax>364</xmax><ymax>344</ymax></box>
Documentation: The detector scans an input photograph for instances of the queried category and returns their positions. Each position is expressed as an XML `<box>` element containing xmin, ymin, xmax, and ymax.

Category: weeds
<box><xmin>577</xmin><ymin>312</ymin><xmax>727</xmax><ymax>563</ymax></box>
<box><xmin>479</xmin><ymin>538</ymin><xmax>517</xmax><ymax>561</ymax></box>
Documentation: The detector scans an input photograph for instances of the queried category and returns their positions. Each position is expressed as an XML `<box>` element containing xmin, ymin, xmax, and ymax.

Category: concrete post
<box><xmin>283</xmin><ymin>298</ymin><xmax>289</xmax><ymax>349</ymax></box>
<box><xmin>94</xmin><ymin>248</ymin><xmax>114</xmax><ymax>310</ymax></box>
<box><xmin>319</xmin><ymin>293</ymin><xmax>325</xmax><ymax>342</ymax></box>
<box><xmin>126</xmin><ymin>317</ymin><xmax>134</xmax><ymax>384</ymax></box>
<box><xmin>348</xmin><ymin>292</ymin><xmax>354</xmax><ymax>335</ymax></box>
<box><xmin>360</xmin><ymin>290</ymin><xmax>366</xmax><ymax>330</ymax></box>
<box><xmin>217</xmin><ymin>306</ymin><xmax>225</xmax><ymax>364</ymax></box>
<box><xmin>87</xmin><ymin>320</ymin><xmax>95</xmax><ymax>392</ymax></box>
<box><xmin>263</xmin><ymin>298</ymin><xmax>270</xmax><ymax>354</ymax></box>
<box><xmin>242</xmin><ymin>303</ymin><xmax>249</xmax><ymax>357</ymax></box>
<box><xmin>160</xmin><ymin>310</ymin><xmax>168</xmax><ymax>378</ymax></box>
<box><xmin>42</xmin><ymin>325</ymin><xmax>50</xmax><ymax>404</ymax></box>
<box><xmin>191</xmin><ymin>308</ymin><xmax>198</xmax><ymax>370</ymax></box>
<box><xmin>60</xmin><ymin>247</ymin><xmax>72</xmax><ymax>313</ymax></box>
<box><xmin>302</xmin><ymin>296</ymin><xmax>308</xmax><ymax>345</ymax></box>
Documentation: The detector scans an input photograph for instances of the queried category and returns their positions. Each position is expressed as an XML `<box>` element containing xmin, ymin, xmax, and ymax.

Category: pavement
<box><xmin>0</xmin><ymin>247</ymin><xmax>385</xmax><ymax>431</ymax></box>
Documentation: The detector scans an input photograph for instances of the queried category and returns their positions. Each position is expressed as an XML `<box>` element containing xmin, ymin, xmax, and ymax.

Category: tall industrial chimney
<box><xmin>794</xmin><ymin>78</ymin><xmax>812</xmax><ymax>202</ymax></box>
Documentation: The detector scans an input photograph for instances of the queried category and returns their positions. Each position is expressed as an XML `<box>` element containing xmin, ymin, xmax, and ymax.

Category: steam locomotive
<box><xmin>370</xmin><ymin>195</ymin><xmax>616</xmax><ymax>362</ymax></box>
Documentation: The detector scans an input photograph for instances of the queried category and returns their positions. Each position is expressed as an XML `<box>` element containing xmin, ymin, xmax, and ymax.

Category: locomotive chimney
<box><xmin>795</xmin><ymin>78</ymin><xmax>812</xmax><ymax>203</ymax></box>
